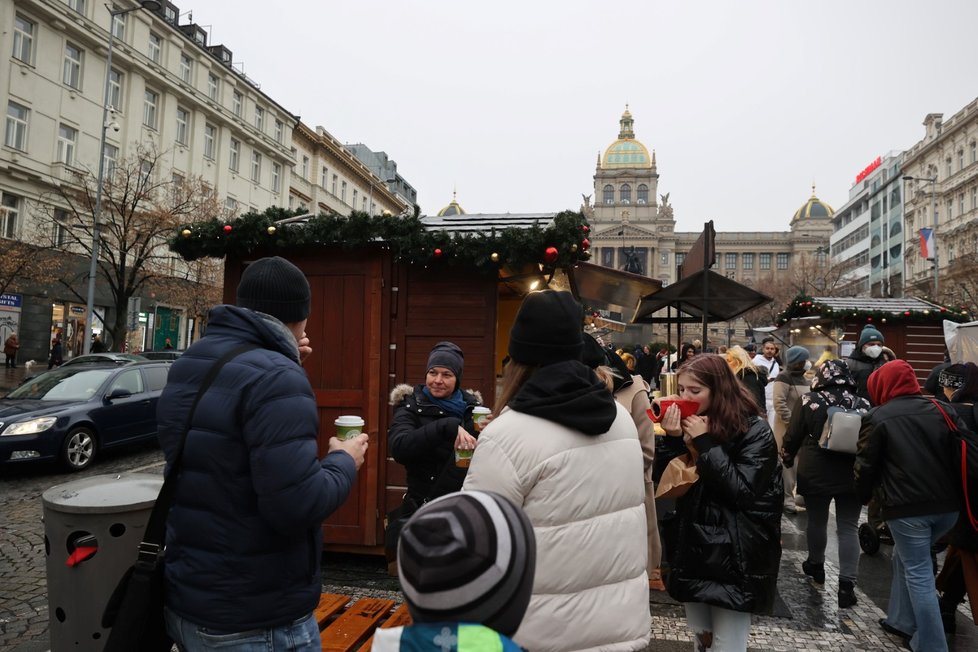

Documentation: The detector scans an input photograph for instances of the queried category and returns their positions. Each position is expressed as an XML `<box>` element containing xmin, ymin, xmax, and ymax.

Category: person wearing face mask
<box><xmin>846</xmin><ymin>325</ymin><xmax>889</xmax><ymax>401</ymax></box>
<box><xmin>772</xmin><ymin>346</ymin><xmax>812</xmax><ymax>514</ymax></box>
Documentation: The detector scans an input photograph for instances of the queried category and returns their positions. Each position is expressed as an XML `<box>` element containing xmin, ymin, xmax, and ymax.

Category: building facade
<box><xmin>901</xmin><ymin>99</ymin><xmax>978</xmax><ymax>305</ymax></box>
<box><xmin>586</xmin><ymin>108</ymin><xmax>833</xmax><ymax>346</ymax></box>
<box><xmin>345</xmin><ymin>143</ymin><xmax>418</xmax><ymax>214</ymax></box>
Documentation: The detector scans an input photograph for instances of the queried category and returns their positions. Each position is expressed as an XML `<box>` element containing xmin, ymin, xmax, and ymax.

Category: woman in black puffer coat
<box><xmin>656</xmin><ymin>354</ymin><xmax>781</xmax><ymax>651</ymax></box>
<box><xmin>782</xmin><ymin>359</ymin><xmax>870</xmax><ymax>609</ymax></box>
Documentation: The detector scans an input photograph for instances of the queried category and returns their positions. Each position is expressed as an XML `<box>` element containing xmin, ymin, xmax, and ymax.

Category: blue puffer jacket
<box><xmin>158</xmin><ymin>305</ymin><xmax>357</xmax><ymax>631</ymax></box>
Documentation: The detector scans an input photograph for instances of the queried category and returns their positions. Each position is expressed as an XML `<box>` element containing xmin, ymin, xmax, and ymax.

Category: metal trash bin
<box><xmin>42</xmin><ymin>472</ymin><xmax>163</xmax><ymax>652</ymax></box>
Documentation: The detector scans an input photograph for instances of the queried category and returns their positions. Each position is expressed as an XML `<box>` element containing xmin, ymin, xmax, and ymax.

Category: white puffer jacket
<box><xmin>462</xmin><ymin>402</ymin><xmax>650</xmax><ymax>652</ymax></box>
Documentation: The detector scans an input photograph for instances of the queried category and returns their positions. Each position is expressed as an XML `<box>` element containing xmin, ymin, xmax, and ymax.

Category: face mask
<box><xmin>804</xmin><ymin>360</ymin><xmax>812</xmax><ymax>371</ymax></box>
<box><xmin>864</xmin><ymin>345</ymin><xmax>883</xmax><ymax>359</ymax></box>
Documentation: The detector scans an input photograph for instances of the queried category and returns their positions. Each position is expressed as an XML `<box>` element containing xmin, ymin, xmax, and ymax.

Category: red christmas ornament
<box><xmin>581</xmin><ymin>224</ymin><xmax>590</xmax><ymax>234</ymax></box>
<box><xmin>544</xmin><ymin>246</ymin><xmax>559</xmax><ymax>264</ymax></box>
<box><xmin>904</xmin><ymin>311</ymin><xmax>911</xmax><ymax>316</ymax></box>
<box><xmin>581</xmin><ymin>238</ymin><xmax>591</xmax><ymax>251</ymax></box>
<box><xmin>433</xmin><ymin>248</ymin><xmax>443</xmax><ymax>259</ymax></box>
<box><xmin>867</xmin><ymin>317</ymin><xmax>872</xmax><ymax>322</ymax></box>
<box><xmin>940</xmin><ymin>307</ymin><xmax>947</xmax><ymax>313</ymax></box>
<box><xmin>223</xmin><ymin>224</ymin><xmax>232</xmax><ymax>233</ymax></box>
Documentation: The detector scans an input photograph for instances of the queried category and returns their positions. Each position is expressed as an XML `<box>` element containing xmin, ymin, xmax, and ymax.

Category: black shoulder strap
<box><xmin>137</xmin><ymin>343</ymin><xmax>257</xmax><ymax>564</ymax></box>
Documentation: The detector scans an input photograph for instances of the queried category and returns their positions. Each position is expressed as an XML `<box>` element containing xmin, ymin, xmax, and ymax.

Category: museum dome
<box><xmin>601</xmin><ymin>106</ymin><xmax>654</xmax><ymax>170</ymax></box>
<box><xmin>792</xmin><ymin>185</ymin><xmax>834</xmax><ymax>223</ymax></box>
<box><xmin>437</xmin><ymin>191</ymin><xmax>466</xmax><ymax>217</ymax></box>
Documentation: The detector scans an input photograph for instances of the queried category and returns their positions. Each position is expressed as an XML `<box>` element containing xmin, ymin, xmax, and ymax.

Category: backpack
<box><xmin>930</xmin><ymin>399</ymin><xmax>978</xmax><ymax>533</ymax></box>
<box><xmin>818</xmin><ymin>406</ymin><xmax>866</xmax><ymax>455</ymax></box>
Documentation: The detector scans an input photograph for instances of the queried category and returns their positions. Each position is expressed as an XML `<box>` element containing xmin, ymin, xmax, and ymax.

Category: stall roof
<box><xmin>632</xmin><ymin>269</ymin><xmax>771</xmax><ymax>323</ymax></box>
<box><xmin>810</xmin><ymin>297</ymin><xmax>943</xmax><ymax>313</ymax></box>
<box><xmin>420</xmin><ymin>213</ymin><xmax>557</xmax><ymax>234</ymax></box>
<box><xmin>567</xmin><ymin>262</ymin><xmax>663</xmax><ymax>322</ymax></box>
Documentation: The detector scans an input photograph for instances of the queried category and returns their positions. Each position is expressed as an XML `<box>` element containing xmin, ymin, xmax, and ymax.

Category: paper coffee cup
<box><xmin>472</xmin><ymin>406</ymin><xmax>492</xmax><ymax>432</ymax></box>
<box><xmin>334</xmin><ymin>415</ymin><xmax>364</xmax><ymax>441</ymax></box>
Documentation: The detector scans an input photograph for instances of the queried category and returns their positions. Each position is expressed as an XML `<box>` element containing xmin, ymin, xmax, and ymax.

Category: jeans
<box><xmin>684</xmin><ymin>602</ymin><xmax>751</xmax><ymax>651</ymax></box>
<box><xmin>804</xmin><ymin>493</ymin><xmax>862</xmax><ymax>582</ymax></box>
<box><xmin>885</xmin><ymin>512</ymin><xmax>958</xmax><ymax>652</ymax></box>
<box><xmin>164</xmin><ymin>607</ymin><xmax>321</xmax><ymax>652</ymax></box>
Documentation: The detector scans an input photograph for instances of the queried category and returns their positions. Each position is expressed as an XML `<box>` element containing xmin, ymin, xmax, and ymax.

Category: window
<box><xmin>66</xmin><ymin>0</ymin><xmax>86</xmax><ymax>14</ymax></box>
<box><xmin>225</xmin><ymin>197</ymin><xmax>238</xmax><ymax>212</ymax></box>
<box><xmin>108</xmin><ymin>68</ymin><xmax>123</xmax><ymax>110</ymax></box>
<box><xmin>139</xmin><ymin>159</ymin><xmax>152</xmax><ymax>183</ymax></box>
<box><xmin>175</xmin><ymin>107</ymin><xmax>189</xmax><ymax>145</ymax></box>
<box><xmin>203</xmin><ymin>123</ymin><xmax>216</xmax><ymax>159</ymax></box>
<box><xmin>353</xmin><ymin>189</ymin><xmax>358</xmax><ymax>207</ymax></box>
<box><xmin>251</xmin><ymin>151</ymin><xmax>261</xmax><ymax>183</ymax></box>
<box><xmin>63</xmin><ymin>43</ymin><xmax>83</xmax><ymax>89</ymax></box>
<box><xmin>12</xmin><ymin>15</ymin><xmax>35</xmax><ymax>64</ymax></box>
<box><xmin>1</xmin><ymin>193</ymin><xmax>20</xmax><ymax>239</ymax></box>
<box><xmin>111</xmin><ymin>9</ymin><xmax>125</xmax><ymax>39</ymax></box>
<box><xmin>972</xmin><ymin>141</ymin><xmax>977</xmax><ymax>164</ymax></box>
<box><xmin>179</xmin><ymin>54</ymin><xmax>193</xmax><ymax>84</ymax></box>
<box><xmin>229</xmin><ymin>139</ymin><xmax>240</xmax><ymax>172</ymax></box>
<box><xmin>637</xmin><ymin>184</ymin><xmax>648</xmax><ymax>204</ymax></box>
<box><xmin>947</xmin><ymin>157</ymin><xmax>952</xmax><ymax>179</ymax></box>
<box><xmin>271</xmin><ymin>162</ymin><xmax>281</xmax><ymax>192</ymax></box>
<box><xmin>254</xmin><ymin>106</ymin><xmax>264</xmax><ymax>131</ymax></box>
<box><xmin>776</xmin><ymin>253</ymin><xmax>789</xmax><ymax>270</ymax></box>
<box><xmin>143</xmin><ymin>366</ymin><xmax>170</xmax><ymax>392</ymax></box>
<box><xmin>320</xmin><ymin>166</ymin><xmax>327</xmax><ymax>188</ymax></box>
<box><xmin>103</xmin><ymin>143</ymin><xmax>118</xmax><ymax>175</ymax></box>
<box><xmin>742</xmin><ymin>253</ymin><xmax>754</xmax><ymax>270</ymax></box>
<box><xmin>5</xmin><ymin>102</ymin><xmax>29</xmax><ymax>151</ymax></box>
<box><xmin>948</xmin><ymin>198</ymin><xmax>954</xmax><ymax>220</ymax></box>
<box><xmin>142</xmin><ymin>89</ymin><xmax>158</xmax><ymax>129</ymax></box>
<box><xmin>675</xmin><ymin>252</ymin><xmax>686</xmax><ymax>268</ymax></box>
<box><xmin>341</xmin><ymin>180</ymin><xmax>347</xmax><ymax>201</ymax></box>
<box><xmin>961</xmin><ymin>193</ymin><xmax>966</xmax><ymax>215</ymax></box>
<box><xmin>332</xmin><ymin>174</ymin><xmax>337</xmax><ymax>195</ymax></box>
<box><xmin>960</xmin><ymin>149</ymin><xmax>965</xmax><ymax>171</ymax></box>
<box><xmin>109</xmin><ymin>369</ymin><xmax>144</xmax><ymax>396</ymax></box>
<box><xmin>619</xmin><ymin>184</ymin><xmax>631</xmax><ymax>204</ymax></box>
<box><xmin>274</xmin><ymin>119</ymin><xmax>284</xmax><ymax>143</ymax></box>
<box><xmin>725</xmin><ymin>253</ymin><xmax>737</xmax><ymax>269</ymax></box>
<box><xmin>816</xmin><ymin>250</ymin><xmax>827</xmax><ymax>267</ymax></box>
<box><xmin>53</xmin><ymin>209</ymin><xmax>69</xmax><ymax>247</ymax></box>
<box><xmin>148</xmin><ymin>33</ymin><xmax>162</xmax><ymax>63</ymax></box>
<box><xmin>301</xmin><ymin>155</ymin><xmax>309</xmax><ymax>179</ymax></box>
<box><xmin>603</xmin><ymin>184</ymin><xmax>614</xmax><ymax>204</ymax></box>
<box><xmin>57</xmin><ymin>124</ymin><xmax>77</xmax><ymax>165</ymax></box>
<box><xmin>972</xmin><ymin>186</ymin><xmax>977</xmax><ymax>210</ymax></box>
<box><xmin>232</xmin><ymin>90</ymin><xmax>242</xmax><ymax>117</ymax></box>
<box><xmin>660</xmin><ymin>251</ymin><xmax>668</xmax><ymax>265</ymax></box>
<box><xmin>759</xmin><ymin>253</ymin><xmax>771</xmax><ymax>270</ymax></box>
<box><xmin>362</xmin><ymin>197</ymin><xmax>367</xmax><ymax>212</ymax></box>
<box><xmin>207</xmin><ymin>73</ymin><xmax>219</xmax><ymax>101</ymax></box>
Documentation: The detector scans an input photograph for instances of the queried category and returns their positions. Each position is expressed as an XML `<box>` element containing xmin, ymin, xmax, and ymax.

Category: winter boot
<box><xmin>838</xmin><ymin>579</ymin><xmax>857</xmax><ymax>608</ymax></box>
<box><xmin>802</xmin><ymin>559</ymin><xmax>825</xmax><ymax>585</ymax></box>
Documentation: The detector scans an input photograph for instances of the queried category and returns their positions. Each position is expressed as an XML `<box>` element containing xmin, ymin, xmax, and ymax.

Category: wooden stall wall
<box><xmin>842</xmin><ymin>320</ymin><xmax>945</xmax><ymax>386</ymax></box>
<box><xmin>382</xmin><ymin>264</ymin><xmax>499</xmax><ymax>525</ymax></box>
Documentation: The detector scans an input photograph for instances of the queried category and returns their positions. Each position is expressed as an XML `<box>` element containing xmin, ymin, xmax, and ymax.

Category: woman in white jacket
<box><xmin>463</xmin><ymin>290</ymin><xmax>650</xmax><ymax>652</ymax></box>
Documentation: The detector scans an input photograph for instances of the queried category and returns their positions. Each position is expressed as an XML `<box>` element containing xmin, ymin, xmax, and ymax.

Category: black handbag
<box><xmin>102</xmin><ymin>344</ymin><xmax>256</xmax><ymax>651</ymax></box>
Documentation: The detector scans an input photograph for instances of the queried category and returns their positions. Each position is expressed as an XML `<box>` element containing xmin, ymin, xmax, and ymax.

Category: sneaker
<box><xmin>838</xmin><ymin>580</ymin><xmax>857</xmax><ymax>608</ymax></box>
<box><xmin>802</xmin><ymin>559</ymin><xmax>825</xmax><ymax>585</ymax></box>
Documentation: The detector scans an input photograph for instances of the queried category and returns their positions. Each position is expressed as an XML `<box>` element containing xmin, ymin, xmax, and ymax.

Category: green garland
<box><xmin>170</xmin><ymin>207</ymin><xmax>592</xmax><ymax>273</ymax></box>
<box><xmin>776</xmin><ymin>293</ymin><xmax>971</xmax><ymax>326</ymax></box>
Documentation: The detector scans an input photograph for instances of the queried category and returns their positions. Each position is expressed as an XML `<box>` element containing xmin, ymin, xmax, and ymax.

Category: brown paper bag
<box><xmin>655</xmin><ymin>453</ymin><xmax>699</xmax><ymax>499</ymax></box>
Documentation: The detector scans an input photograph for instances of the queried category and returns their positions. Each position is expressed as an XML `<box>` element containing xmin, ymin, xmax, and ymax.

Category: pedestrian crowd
<box><xmin>146</xmin><ymin>256</ymin><xmax>975</xmax><ymax>652</ymax></box>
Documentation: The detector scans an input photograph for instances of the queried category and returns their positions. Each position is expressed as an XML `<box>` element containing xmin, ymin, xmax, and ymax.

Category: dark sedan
<box><xmin>60</xmin><ymin>352</ymin><xmax>149</xmax><ymax>366</ymax></box>
<box><xmin>0</xmin><ymin>362</ymin><xmax>170</xmax><ymax>471</ymax></box>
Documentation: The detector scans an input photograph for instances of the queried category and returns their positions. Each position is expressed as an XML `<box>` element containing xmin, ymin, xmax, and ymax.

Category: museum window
<box><xmin>1</xmin><ymin>192</ymin><xmax>20</xmax><ymax>239</ymax></box>
<box><xmin>12</xmin><ymin>15</ymin><xmax>35</xmax><ymax>64</ymax></box>
<box><xmin>332</xmin><ymin>174</ymin><xmax>338</xmax><ymax>195</ymax></box>
<box><xmin>759</xmin><ymin>253</ymin><xmax>771</xmax><ymax>270</ymax></box>
<box><xmin>5</xmin><ymin>101</ymin><xmax>29</xmax><ymax>151</ymax></box>
<box><xmin>961</xmin><ymin>193</ymin><xmax>965</xmax><ymax>215</ymax></box>
<box><xmin>637</xmin><ymin>184</ymin><xmax>648</xmax><ymax>204</ymax></box>
<box><xmin>960</xmin><ymin>149</ymin><xmax>965</xmax><ymax>171</ymax></box>
<box><xmin>725</xmin><ymin>253</ymin><xmax>737</xmax><ymax>269</ymax></box>
<box><xmin>619</xmin><ymin>184</ymin><xmax>631</xmax><ymax>204</ymax></box>
<box><xmin>972</xmin><ymin>186</ymin><xmax>977</xmax><ymax>210</ymax></box>
<box><xmin>676</xmin><ymin>252</ymin><xmax>686</xmax><ymax>268</ymax></box>
<box><xmin>742</xmin><ymin>253</ymin><xmax>754</xmax><ymax>270</ymax></box>
<box><xmin>603</xmin><ymin>184</ymin><xmax>614</xmax><ymax>204</ymax></box>
<box><xmin>946</xmin><ymin>157</ymin><xmax>952</xmax><ymax>179</ymax></box>
<box><xmin>229</xmin><ymin>139</ymin><xmax>240</xmax><ymax>172</ymax></box>
<box><xmin>301</xmin><ymin>155</ymin><xmax>309</xmax><ymax>179</ymax></box>
<box><xmin>776</xmin><ymin>253</ymin><xmax>789</xmax><ymax>270</ymax></box>
<box><xmin>971</xmin><ymin>141</ymin><xmax>977</xmax><ymax>164</ymax></box>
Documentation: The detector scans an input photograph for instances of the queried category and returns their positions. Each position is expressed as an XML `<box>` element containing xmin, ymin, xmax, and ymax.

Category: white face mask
<box><xmin>864</xmin><ymin>345</ymin><xmax>883</xmax><ymax>359</ymax></box>
<box><xmin>804</xmin><ymin>360</ymin><xmax>813</xmax><ymax>371</ymax></box>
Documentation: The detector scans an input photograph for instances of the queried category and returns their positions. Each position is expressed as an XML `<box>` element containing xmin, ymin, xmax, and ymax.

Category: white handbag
<box><xmin>818</xmin><ymin>407</ymin><xmax>865</xmax><ymax>454</ymax></box>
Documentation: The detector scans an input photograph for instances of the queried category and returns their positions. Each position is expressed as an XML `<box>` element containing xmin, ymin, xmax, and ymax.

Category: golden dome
<box><xmin>601</xmin><ymin>106</ymin><xmax>653</xmax><ymax>170</ymax></box>
<box><xmin>792</xmin><ymin>185</ymin><xmax>835</xmax><ymax>223</ymax></box>
<box><xmin>437</xmin><ymin>190</ymin><xmax>466</xmax><ymax>217</ymax></box>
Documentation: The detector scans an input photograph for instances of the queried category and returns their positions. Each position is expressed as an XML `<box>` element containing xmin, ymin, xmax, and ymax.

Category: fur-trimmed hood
<box><xmin>389</xmin><ymin>383</ymin><xmax>483</xmax><ymax>407</ymax></box>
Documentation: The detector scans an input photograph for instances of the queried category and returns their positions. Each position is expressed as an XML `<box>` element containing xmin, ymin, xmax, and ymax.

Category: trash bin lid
<box><xmin>42</xmin><ymin>473</ymin><xmax>163</xmax><ymax>514</ymax></box>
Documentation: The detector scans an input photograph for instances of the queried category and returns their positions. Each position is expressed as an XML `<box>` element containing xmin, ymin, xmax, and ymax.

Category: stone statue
<box><xmin>580</xmin><ymin>193</ymin><xmax>594</xmax><ymax>219</ymax></box>
<box><xmin>658</xmin><ymin>193</ymin><xmax>673</xmax><ymax>220</ymax></box>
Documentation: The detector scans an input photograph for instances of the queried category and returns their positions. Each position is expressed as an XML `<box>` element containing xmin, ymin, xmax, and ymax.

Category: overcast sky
<box><xmin>191</xmin><ymin>0</ymin><xmax>977</xmax><ymax>232</ymax></box>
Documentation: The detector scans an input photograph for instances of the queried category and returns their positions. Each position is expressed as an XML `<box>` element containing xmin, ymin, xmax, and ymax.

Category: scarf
<box><xmin>801</xmin><ymin>358</ymin><xmax>870</xmax><ymax>435</ymax></box>
<box><xmin>422</xmin><ymin>386</ymin><xmax>467</xmax><ymax>420</ymax></box>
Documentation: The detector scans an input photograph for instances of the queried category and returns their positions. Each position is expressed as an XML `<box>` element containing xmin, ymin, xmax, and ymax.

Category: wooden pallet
<box><xmin>315</xmin><ymin>593</ymin><xmax>412</xmax><ymax>652</ymax></box>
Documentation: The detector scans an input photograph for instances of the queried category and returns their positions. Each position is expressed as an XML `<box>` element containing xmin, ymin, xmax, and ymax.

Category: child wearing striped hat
<box><xmin>372</xmin><ymin>490</ymin><xmax>536</xmax><ymax>651</ymax></box>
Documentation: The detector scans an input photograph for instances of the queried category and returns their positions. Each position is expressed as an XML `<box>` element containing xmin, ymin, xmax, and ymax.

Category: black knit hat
<box><xmin>236</xmin><ymin>257</ymin><xmax>311</xmax><ymax>324</ymax></box>
<box><xmin>427</xmin><ymin>341</ymin><xmax>464</xmax><ymax>382</ymax></box>
<box><xmin>398</xmin><ymin>491</ymin><xmax>536</xmax><ymax>637</ymax></box>
<box><xmin>508</xmin><ymin>290</ymin><xmax>584</xmax><ymax>366</ymax></box>
<box><xmin>580</xmin><ymin>335</ymin><xmax>607</xmax><ymax>369</ymax></box>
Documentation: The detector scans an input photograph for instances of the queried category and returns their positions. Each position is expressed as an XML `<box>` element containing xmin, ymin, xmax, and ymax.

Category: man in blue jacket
<box><xmin>157</xmin><ymin>256</ymin><xmax>368</xmax><ymax>651</ymax></box>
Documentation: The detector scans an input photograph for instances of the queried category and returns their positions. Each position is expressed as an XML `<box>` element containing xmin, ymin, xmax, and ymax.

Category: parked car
<box><xmin>60</xmin><ymin>352</ymin><xmax>148</xmax><ymax>366</ymax></box>
<box><xmin>0</xmin><ymin>362</ymin><xmax>170</xmax><ymax>471</ymax></box>
<box><xmin>140</xmin><ymin>350</ymin><xmax>184</xmax><ymax>361</ymax></box>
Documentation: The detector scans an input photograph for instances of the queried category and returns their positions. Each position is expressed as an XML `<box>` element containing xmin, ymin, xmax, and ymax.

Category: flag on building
<box><xmin>919</xmin><ymin>228</ymin><xmax>934</xmax><ymax>259</ymax></box>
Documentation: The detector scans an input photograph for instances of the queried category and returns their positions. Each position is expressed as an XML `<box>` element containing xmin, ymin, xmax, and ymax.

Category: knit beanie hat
<box><xmin>858</xmin><ymin>325</ymin><xmax>885</xmax><ymax>348</ymax></box>
<box><xmin>397</xmin><ymin>491</ymin><xmax>536</xmax><ymax>637</ymax></box>
<box><xmin>508</xmin><ymin>290</ymin><xmax>584</xmax><ymax>366</ymax></box>
<box><xmin>236</xmin><ymin>257</ymin><xmax>311</xmax><ymax>324</ymax></box>
<box><xmin>786</xmin><ymin>346</ymin><xmax>810</xmax><ymax>368</ymax></box>
<box><xmin>427</xmin><ymin>341</ymin><xmax>464</xmax><ymax>381</ymax></box>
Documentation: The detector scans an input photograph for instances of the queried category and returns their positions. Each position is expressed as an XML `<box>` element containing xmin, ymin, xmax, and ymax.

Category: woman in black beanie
<box><xmin>463</xmin><ymin>290</ymin><xmax>650</xmax><ymax>652</ymax></box>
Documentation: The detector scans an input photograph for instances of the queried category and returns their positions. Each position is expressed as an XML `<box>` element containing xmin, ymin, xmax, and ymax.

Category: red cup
<box><xmin>647</xmin><ymin>399</ymin><xmax>700</xmax><ymax>423</ymax></box>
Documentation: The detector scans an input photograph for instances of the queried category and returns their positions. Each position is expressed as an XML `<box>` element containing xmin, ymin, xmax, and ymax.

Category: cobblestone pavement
<box><xmin>2</xmin><ymin>441</ymin><xmax>976</xmax><ymax>651</ymax></box>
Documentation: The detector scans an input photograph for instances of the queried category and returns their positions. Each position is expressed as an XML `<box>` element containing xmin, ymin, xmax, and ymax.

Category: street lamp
<box><xmin>84</xmin><ymin>0</ymin><xmax>161</xmax><ymax>354</ymax></box>
<box><xmin>902</xmin><ymin>174</ymin><xmax>939</xmax><ymax>299</ymax></box>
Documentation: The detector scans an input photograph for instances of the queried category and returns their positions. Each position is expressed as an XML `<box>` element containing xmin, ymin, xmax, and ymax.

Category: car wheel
<box><xmin>62</xmin><ymin>427</ymin><xmax>97</xmax><ymax>471</ymax></box>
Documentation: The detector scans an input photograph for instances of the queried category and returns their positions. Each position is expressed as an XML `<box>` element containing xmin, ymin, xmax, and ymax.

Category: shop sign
<box><xmin>855</xmin><ymin>156</ymin><xmax>882</xmax><ymax>184</ymax></box>
<box><xmin>0</xmin><ymin>293</ymin><xmax>22</xmax><ymax>309</ymax></box>
<box><xmin>70</xmin><ymin>306</ymin><xmax>86</xmax><ymax>314</ymax></box>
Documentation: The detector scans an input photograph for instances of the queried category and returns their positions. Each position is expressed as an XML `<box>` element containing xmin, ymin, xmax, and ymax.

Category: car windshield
<box><xmin>6</xmin><ymin>367</ymin><xmax>115</xmax><ymax>401</ymax></box>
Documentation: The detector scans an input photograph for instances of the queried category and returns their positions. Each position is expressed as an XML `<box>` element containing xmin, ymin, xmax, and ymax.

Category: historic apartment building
<box><xmin>901</xmin><ymin>98</ymin><xmax>978</xmax><ymax>305</ymax></box>
<box><xmin>586</xmin><ymin>108</ymin><xmax>832</xmax><ymax>345</ymax></box>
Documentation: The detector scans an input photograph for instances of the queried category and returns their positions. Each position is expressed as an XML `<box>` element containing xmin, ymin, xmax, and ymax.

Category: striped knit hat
<box><xmin>397</xmin><ymin>491</ymin><xmax>536</xmax><ymax>637</ymax></box>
